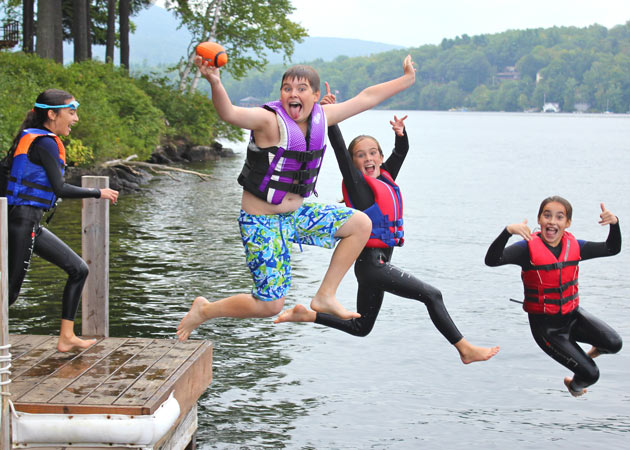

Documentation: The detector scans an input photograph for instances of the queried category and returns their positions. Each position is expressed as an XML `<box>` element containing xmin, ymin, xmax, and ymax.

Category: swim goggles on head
<box><xmin>34</xmin><ymin>100</ymin><xmax>80</xmax><ymax>110</ymax></box>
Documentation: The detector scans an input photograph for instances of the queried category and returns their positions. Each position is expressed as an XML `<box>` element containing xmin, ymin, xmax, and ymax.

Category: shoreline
<box><xmin>65</xmin><ymin>140</ymin><xmax>238</xmax><ymax>193</ymax></box>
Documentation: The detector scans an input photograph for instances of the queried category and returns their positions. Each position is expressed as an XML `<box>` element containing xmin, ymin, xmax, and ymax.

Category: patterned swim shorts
<box><xmin>238</xmin><ymin>202</ymin><xmax>355</xmax><ymax>301</ymax></box>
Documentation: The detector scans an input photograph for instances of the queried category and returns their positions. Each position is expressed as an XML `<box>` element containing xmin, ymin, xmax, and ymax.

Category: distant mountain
<box><xmin>64</xmin><ymin>4</ymin><xmax>402</xmax><ymax>66</ymax></box>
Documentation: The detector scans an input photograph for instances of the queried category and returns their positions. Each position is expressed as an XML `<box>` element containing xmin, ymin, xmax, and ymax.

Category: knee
<box><xmin>602</xmin><ymin>335</ymin><xmax>623</xmax><ymax>355</ymax></box>
<box><xmin>424</xmin><ymin>286</ymin><xmax>444</xmax><ymax>306</ymax></box>
<box><xmin>265</xmin><ymin>298</ymin><xmax>285</xmax><ymax>317</ymax></box>
<box><xmin>352</xmin><ymin>210</ymin><xmax>372</xmax><ymax>240</ymax></box>
<box><xmin>72</xmin><ymin>260</ymin><xmax>89</xmax><ymax>282</ymax></box>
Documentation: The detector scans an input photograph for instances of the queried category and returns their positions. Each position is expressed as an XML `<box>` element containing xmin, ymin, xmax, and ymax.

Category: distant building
<box><xmin>542</xmin><ymin>102</ymin><xmax>561</xmax><ymax>113</ymax></box>
<box><xmin>495</xmin><ymin>66</ymin><xmax>520</xmax><ymax>82</ymax></box>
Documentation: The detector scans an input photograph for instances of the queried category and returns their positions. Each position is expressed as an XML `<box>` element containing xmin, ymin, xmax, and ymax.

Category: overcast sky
<box><xmin>288</xmin><ymin>0</ymin><xmax>630</xmax><ymax>47</ymax></box>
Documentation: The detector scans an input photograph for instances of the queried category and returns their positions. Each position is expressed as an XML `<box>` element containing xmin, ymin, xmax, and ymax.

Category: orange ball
<box><xmin>195</xmin><ymin>41</ymin><xmax>228</xmax><ymax>67</ymax></box>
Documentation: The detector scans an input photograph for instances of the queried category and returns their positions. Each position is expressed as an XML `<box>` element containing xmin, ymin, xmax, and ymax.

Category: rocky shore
<box><xmin>65</xmin><ymin>140</ymin><xmax>237</xmax><ymax>193</ymax></box>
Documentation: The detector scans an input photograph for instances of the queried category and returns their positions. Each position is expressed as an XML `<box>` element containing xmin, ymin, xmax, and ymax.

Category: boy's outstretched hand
<box><xmin>194</xmin><ymin>55</ymin><xmax>221</xmax><ymax>84</ymax></box>
<box><xmin>403</xmin><ymin>54</ymin><xmax>416</xmax><ymax>82</ymax></box>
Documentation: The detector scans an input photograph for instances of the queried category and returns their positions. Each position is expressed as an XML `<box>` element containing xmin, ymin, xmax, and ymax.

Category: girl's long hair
<box><xmin>7</xmin><ymin>89</ymin><xmax>74</xmax><ymax>157</ymax></box>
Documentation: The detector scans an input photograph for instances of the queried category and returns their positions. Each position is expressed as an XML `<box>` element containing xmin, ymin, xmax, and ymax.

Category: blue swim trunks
<box><xmin>238</xmin><ymin>202</ymin><xmax>355</xmax><ymax>302</ymax></box>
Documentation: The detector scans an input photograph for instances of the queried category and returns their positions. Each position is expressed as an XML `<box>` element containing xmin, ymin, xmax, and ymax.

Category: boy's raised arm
<box><xmin>323</xmin><ymin>55</ymin><xmax>416</xmax><ymax>126</ymax></box>
<box><xmin>196</xmin><ymin>56</ymin><xmax>276</xmax><ymax>136</ymax></box>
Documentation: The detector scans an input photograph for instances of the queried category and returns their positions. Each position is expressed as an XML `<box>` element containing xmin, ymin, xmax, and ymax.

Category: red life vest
<box><xmin>521</xmin><ymin>231</ymin><xmax>580</xmax><ymax>314</ymax></box>
<box><xmin>342</xmin><ymin>169</ymin><xmax>404</xmax><ymax>248</ymax></box>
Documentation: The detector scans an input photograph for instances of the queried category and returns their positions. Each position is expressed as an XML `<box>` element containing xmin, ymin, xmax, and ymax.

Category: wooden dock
<box><xmin>8</xmin><ymin>334</ymin><xmax>212</xmax><ymax>449</ymax></box>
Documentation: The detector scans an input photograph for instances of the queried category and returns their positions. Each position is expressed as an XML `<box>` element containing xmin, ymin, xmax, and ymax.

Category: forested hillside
<box><xmin>220</xmin><ymin>23</ymin><xmax>630</xmax><ymax>113</ymax></box>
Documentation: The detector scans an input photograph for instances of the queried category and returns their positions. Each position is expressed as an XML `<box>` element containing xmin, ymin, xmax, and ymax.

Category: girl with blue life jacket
<box><xmin>485</xmin><ymin>196</ymin><xmax>622</xmax><ymax>396</ymax></box>
<box><xmin>5</xmin><ymin>89</ymin><xmax>119</xmax><ymax>352</ymax></box>
<box><xmin>276</xmin><ymin>101</ymin><xmax>500</xmax><ymax>365</ymax></box>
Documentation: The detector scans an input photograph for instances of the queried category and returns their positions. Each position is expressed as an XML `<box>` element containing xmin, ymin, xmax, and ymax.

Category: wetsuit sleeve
<box><xmin>578</xmin><ymin>221</ymin><xmax>622</xmax><ymax>261</ymax></box>
<box><xmin>29</xmin><ymin>139</ymin><xmax>101</xmax><ymax>199</ymax></box>
<box><xmin>381</xmin><ymin>128</ymin><xmax>408</xmax><ymax>180</ymax></box>
<box><xmin>484</xmin><ymin>227</ymin><xmax>530</xmax><ymax>268</ymax></box>
<box><xmin>328</xmin><ymin>124</ymin><xmax>374</xmax><ymax>210</ymax></box>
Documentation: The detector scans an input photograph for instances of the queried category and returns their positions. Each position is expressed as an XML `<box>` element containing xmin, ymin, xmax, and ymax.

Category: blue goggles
<box><xmin>34</xmin><ymin>100</ymin><xmax>80</xmax><ymax>110</ymax></box>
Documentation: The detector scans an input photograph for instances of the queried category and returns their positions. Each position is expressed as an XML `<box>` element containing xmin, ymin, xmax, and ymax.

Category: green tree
<box><xmin>167</xmin><ymin>0</ymin><xmax>307</xmax><ymax>93</ymax></box>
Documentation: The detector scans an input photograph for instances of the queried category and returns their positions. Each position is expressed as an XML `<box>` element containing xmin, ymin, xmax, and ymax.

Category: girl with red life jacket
<box><xmin>485</xmin><ymin>196</ymin><xmax>622</xmax><ymax>396</ymax></box>
<box><xmin>5</xmin><ymin>89</ymin><xmax>118</xmax><ymax>352</ymax></box>
<box><xmin>276</xmin><ymin>104</ymin><xmax>499</xmax><ymax>364</ymax></box>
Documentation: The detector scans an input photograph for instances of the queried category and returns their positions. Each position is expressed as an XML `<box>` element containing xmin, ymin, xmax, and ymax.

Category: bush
<box><xmin>0</xmin><ymin>51</ymin><xmax>241</xmax><ymax>165</ymax></box>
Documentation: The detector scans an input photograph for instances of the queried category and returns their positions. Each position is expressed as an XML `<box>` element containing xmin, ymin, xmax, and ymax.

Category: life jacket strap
<box><xmin>530</xmin><ymin>260</ymin><xmax>579</xmax><ymax>271</ymax></box>
<box><xmin>9</xmin><ymin>176</ymin><xmax>53</xmax><ymax>192</ymax></box>
<box><xmin>269</xmin><ymin>147</ymin><xmax>324</xmax><ymax>162</ymax></box>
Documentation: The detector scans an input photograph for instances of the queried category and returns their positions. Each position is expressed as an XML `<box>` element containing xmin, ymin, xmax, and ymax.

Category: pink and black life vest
<box><xmin>343</xmin><ymin>169</ymin><xmax>404</xmax><ymax>248</ymax></box>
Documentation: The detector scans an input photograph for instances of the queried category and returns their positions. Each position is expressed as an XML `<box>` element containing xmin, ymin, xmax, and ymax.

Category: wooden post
<box><xmin>1</xmin><ymin>198</ymin><xmax>11</xmax><ymax>449</ymax></box>
<box><xmin>81</xmin><ymin>176</ymin><xmax>110</xmax><ymax>337</ymax></box>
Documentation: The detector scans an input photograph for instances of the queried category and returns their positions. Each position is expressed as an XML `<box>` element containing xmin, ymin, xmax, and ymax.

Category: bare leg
<box><xmin>564</xmin><ymin>377</ymin><xmax>587</xmax><ymax>397</ymax></box>
<box><xmin>310</xmin><ymin>211</ymin><xmax>371</xmax><ymax>319</ymax></box>
<box><xmin>454</xmin><ymin>337</ymin><xmax>500</xmax><ymax>364</ymax></box>
<box><xmin>177</xmin><ymin>294</ymin><xmax>284</xmax><ymax>341</ymax></box>
<box><xmin>274</xmin><ymin>304</ymin><xmax>317</xmax><ymax>323</ymax></box>
<box><xmin>57</xmin><ymin>319</ymin><xmax>96</xmax><ymax>352</ymax></box>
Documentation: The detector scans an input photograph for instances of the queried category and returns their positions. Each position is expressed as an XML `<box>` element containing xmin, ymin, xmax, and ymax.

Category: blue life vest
<box><xmin>6</xmin><ymin>128</ymin><xmax>66</xmax><ymax>209</ymax></box>
<box><xmin>343</xmin><ymin>169</ymin><xmax>404</xmax><ymax>248</ymax></box>
<box><xmin>238</xmin><ymin>101</ymin><xmax>327</xmax><ymax>205</ymax></box>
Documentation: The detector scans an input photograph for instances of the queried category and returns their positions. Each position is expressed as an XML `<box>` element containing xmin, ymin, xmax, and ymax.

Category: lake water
<box><xmin>8</xmin><ymin>110</ymin><xmax>630</xmax><ymax>449</ymax></box>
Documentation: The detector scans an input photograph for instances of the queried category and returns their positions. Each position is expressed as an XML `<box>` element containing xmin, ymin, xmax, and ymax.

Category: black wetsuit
<box><xmin>8</xmin><ymin>130</ymin><xmax>101</xmax><ymax>321</ymax></box>
<box><xmin>314</xmin><ymin>125</ymin><xmax>464</xmax><ymax>344</ymax></box>
<box><xmin>485</xmin><ymin>225</ymin><xmax>623</xmax><ymax>391</ymax></box>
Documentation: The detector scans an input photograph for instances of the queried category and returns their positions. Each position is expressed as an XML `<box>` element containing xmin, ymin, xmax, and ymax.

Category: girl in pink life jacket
<box><xmin>485</xmin><ymin>196</ymin><xmax>622</xmax><ymax>396</ymax></box>
<box><xmin>276</xmin><ymin>104</ymin><xmax>499</xmax><ymax>365</ymax></box>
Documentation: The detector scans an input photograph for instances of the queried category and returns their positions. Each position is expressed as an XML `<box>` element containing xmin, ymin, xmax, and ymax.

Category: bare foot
<box><xmin>310</xmin><ymin>293</ymin><xmax>360</xmax><ymax>319</ymax></box>
<box><xmin>564</xmin><ymin>377</ymin><xmax>587</xmax><ymax>397</ymax></box>
<box><xmin>455</xmin><ymin>338</ymin><xmax>500</xmax><ymax>364</ymax></box>
<box><xmin>587</xmin><ymin>346</ymin><xmax>601</xmax><ymax>359</ymax></box>
<box><xmin>57</xmin><ymin>335</ymin><xmax>96</xmax><ymax>353</ymax></box>
<box><xmin>274</xmin><ymin>304</ymin><xmax>317</xmax><ymax>323</ymax></box>
<box><xmin>177</xmin><ymin>296</ymin><xmax>210</xmax><ymax>341</ymax></box>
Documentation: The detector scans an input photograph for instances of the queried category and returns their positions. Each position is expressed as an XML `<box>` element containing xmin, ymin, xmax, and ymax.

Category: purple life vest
<box><xmin>237</xmin><ymin>101</ymin><xmax>327</xmax><ymax>205</ymax></box>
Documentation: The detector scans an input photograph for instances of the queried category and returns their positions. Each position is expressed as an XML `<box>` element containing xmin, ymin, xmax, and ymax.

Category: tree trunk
<box><xmin>105</xmin><ymin>0</ymin><xmax>115</xmax><ymax>63</ymax></box>
<box><xmin>36</xmin><ymin>0</ymin><xmax>62</xmax><ymax>62</ymax></box>
<box><xmin>119</xmin><ymin>0</ymin><xmax>130</xmax><ymax>69</ymax></box>
<box><xmin>53</xmin><ymin>0</ymin><xmax>63</xmax><ymax>62</ymax></box>
<box><xmin>72</xmin><ymin>0</ymin><xmax>89</xmax><ymax>62</ymax></box>
<box><xmin>22</xmin><ymin>0</ymin><xmax>34</xmax><ymax>53</ymax></box>
<box><xmin>189</xmin><ymin>0</ymin><xmax>224</xmax><ymax>93</ymax></box>
<box><xmin>86</xmin><ymin>1</ymin><xmax>92</xmax><ymax>59</ymax></box>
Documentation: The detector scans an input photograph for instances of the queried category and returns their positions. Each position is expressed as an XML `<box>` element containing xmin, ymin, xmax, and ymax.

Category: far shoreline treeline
<box><xmin>218</xmin><ymin>22</ymin><xmax>630</xmax><ymax>114</ymax></box>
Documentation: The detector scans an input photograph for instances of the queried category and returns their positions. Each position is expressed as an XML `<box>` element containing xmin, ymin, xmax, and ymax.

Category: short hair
<box><xmin>538</xmin><ymin>196</ymin><xmax>573</xmax><ymax>220</ymax></box>
<box><xmin>281</xmin><ymin>65</ymin><xmax>320</xmax><ymax>93</ymax></box>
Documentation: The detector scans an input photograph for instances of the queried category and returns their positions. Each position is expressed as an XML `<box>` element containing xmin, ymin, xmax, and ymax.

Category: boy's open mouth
<box><xmin>288</xmin><ymin>101</ymin><xmax>302</xmax><ymax>119</ymax></box>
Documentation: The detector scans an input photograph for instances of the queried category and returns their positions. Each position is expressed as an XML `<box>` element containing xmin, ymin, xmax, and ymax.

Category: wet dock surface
<box><xmin>8</xmin><ymin>334</ymin><xmax>212</xmax><ymax>416</ymax></box>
